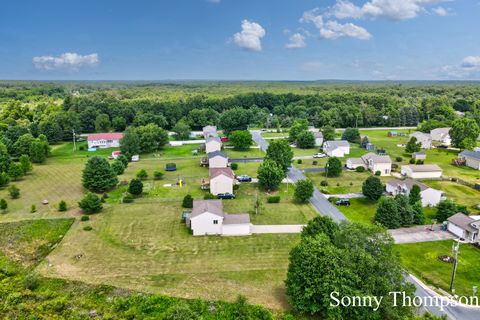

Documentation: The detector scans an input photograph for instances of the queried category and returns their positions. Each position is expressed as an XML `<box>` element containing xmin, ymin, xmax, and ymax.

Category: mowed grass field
<box><xmin>396</xmin><ymin>241</ymin><xmax>480</xmax><ymax>298</ymax></box>
<box><xmin>37</xmin><ymin>200</ymin><xmax>303</xmax><ymax>309</ymax></box>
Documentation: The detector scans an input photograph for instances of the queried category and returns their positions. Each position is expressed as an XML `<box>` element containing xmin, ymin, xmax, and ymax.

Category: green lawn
<box><xmin>223</xmin><ymin>183</ymin><xmax>318</xmax><ymax>225</ymax></box>
<box><xmin>426</xmin><ymin>180</ymin><xmax>480</xmax><ymax>210</ymax></box>
<box><xmin>224</xmin><ymin>146</ymin><xmax>265</xmax><ymax>159</ymax></box>
<box><xmin>306</xmin><ymin>170</ymin><xmax>374</xmax><ymax>194</ymax></box>
<box><xmin>260</xmin><ymin>132</ymin><xmax>289</xmax><ymax>138</ymax></box>
<box><xmin>337</xmin><ymin>197</ymin><xmax>377</xmax><ymax>225</ymax></box>
<box><xmin>396</xmin><ymin>241</ymin><xmax>480</xmax><ymax>298</ymax></box>
<box><xmin>231</xmin><ymin>161</ymin><xmax>261</xmax><ymax>177</ymax></box>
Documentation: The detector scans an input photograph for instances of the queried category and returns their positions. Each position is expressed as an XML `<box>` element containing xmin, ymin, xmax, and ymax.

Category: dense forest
<box><xmin>1</xmin><ymin>81</ymin><xmax>480</xmax><ymax>147</ymax></box>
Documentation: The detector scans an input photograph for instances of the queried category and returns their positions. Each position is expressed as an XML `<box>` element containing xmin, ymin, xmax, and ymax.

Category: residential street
<box><xmin>250</xmin><ymin>130</ymin><xmax>480</xmax><ymax>319</ymax></box>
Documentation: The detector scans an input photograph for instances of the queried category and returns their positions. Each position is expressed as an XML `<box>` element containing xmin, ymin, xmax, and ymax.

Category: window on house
<box><xmin>213</xmin><ymin>220</ymin><xmax>218</xmax><ymax>225</ymax></box>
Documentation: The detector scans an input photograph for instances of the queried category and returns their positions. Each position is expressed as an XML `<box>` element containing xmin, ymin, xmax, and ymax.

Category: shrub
<box><xmin>355</xmin><ymin>166</ymin><xmax>365</xmax><ymax>172</ymax></box>
<box><xmin>182</xmin><ymin>194</ymin><xmax>193</xmax><ymax>208</ymax></box>
<box><xmin>83</xmin><ymin>226</ymin><xmax>93</xmax><ymax>231</ymax></box>
<box><xmin>8</xmin><ymin>184</ymin><xmax>20</xmax><ymax>199</ymax></box>
<box><xmin>78</xmin><ymin>193</ymin><xmax>102</xmax><ymax>214</ymax></box>
<box><xmin>117</xmin><ymin>154</ymin><xmax>129</xmax><ymax>168</ymax></box>
<box><xmin>233</xmin><ymin>184</ymin><xmax>240</xmax><ymax>191</ymax></box>
<box><xmin>128</xmin><ymin>178</ymin><xmax>143</xmax><ymax>196</ymax></box>
<box><xmin>153</xmin><ymin>170</ymin><xmax>164</xmax><ymax>180</ymax></box>
<box><xmin>80</xmin><ymin>215</ymin><xmax>90</xmax><ymax>221</ymax></box>
<box><xmin>0</xmin><ymin>199</ymin><xmax>7</xmax><ymax>213</ymax></box>
<box><xmin>312</xmin><ymin>160</ymin><xmax>318</xmax><ymax>166</ymax></box>
<box><xmin>325</xmin><ymin>157</ymin><xmax>342</xmax><ymax>177</ymax></box>
<box><xmin>82</xmin><ymin>156</ymin><xmax>118</xmax><ymax>193</ymax></box>
<box><xmin>416</xmin><ymin>160</ymin><xmax>424</xmax><ymax>165</ymax></box>
<box><xmin>204</xmin><ymin>193</ymin><xmax>216</xmax><ymax>200</ymax></box>
<box><xmin>30</xmin><ymin>204</ymin><xmax>36</xmax><ymax>213</ymax></box>
<box><xmin>230</xmin><ymin>163</ymin><xmax>238</xmax><ymax>170</ymax></box>
<box><xmin>392</xmin><ymin>163</ymin><xmax>398</xmax><ymax>170</ymax></box>
<box><xmin>111</xmin><ymin>160</ymin><xmax>125</xmax><ymax>175</ymax></box>
<box><xmin>58</xmin><ymin>200</ymin><xmax>67</xmax><ymax>212</ymax></box>
<box><xmin>24</xmin><ymin>273</ymin><xmax>39</xmax><ymax>290</ymax></box>
<box><xmin>409</xmin><ymin>158</ymin><xmax>415</xmax><ymax>164</ymax></box>
<box><xmin>375</xmin><ymin>171</ymin><xmax>381</xmax><ymax>176</ymax></box>
<box><xmin>395</xmin><ymin>156</ymin><xmax>403</xmax><ymax>162</ymax></box>
<box><xmin>297</xmin><ymin>159</ymin><xmax>302</xmax><ymax>164</ymax></box>
<box><xmin>122</xmin><ymin>193</ymin><xmax>134</xmax><ymax>203</ymax></box>
<box><xmin>79</xmin><ymin>146</ymin><xmax>85</xmax><ymax>151</ymax></box>
<box><xmin>136</xmin><ymin>169</ymin><xmax>148</xmax><ymax>180</ymax></box>
<box><xmin>320</xmin><ymin>180</ymin><xmax>328</xmax><ymax>186</ymax></box>
<box><xmin>267</xmin><ymin>195</ymin><xmax>281</xmax><ymax>203</ymax></box>
<box><xmin>294</xmin><ymin>179</ymin><xmax>314</xmax><ymax>203</ymax></box>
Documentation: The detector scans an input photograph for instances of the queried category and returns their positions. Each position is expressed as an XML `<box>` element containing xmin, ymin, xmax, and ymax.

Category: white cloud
<box><xmin>301</xmin><ymin>9</ymin><xmax>372</xmax><ymax>40</ymax></box>
<box><xmin>33</xmin><ymin>52</ymin><xmax>99</xmax><ymax>71</ymax></box>
<box><xmin>432</xmin><ymin>6</ymin><xmax>449</xmax><ymax>16</ymax></box>
<box><xmin>233</xmin><ymin>20</ymin><xmax>266</xmax><ymax>52</ymax></box>
<box><xmin>286</xmin><ymin>33</ymin><xmax>306</xmax><ymax>49</ymax></box>
<box><xmin>331</xmin><ymin>0</ymin><xmax>449</xmax><ymax>21</ymax></box>
<box><xmin>440</xmin><ymin>56</ymin><xmax>480</xmax><ymax>78</ymax></box>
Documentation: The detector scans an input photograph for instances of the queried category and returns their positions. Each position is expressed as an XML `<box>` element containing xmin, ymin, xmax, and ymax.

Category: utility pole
<box><xmin>450</xmin><ymin>240</ymin><xmax>460</xmax><ymax>292</ymax></box>
<box><xmin>72</xmin><ymin>129</ymin><xmax>76</xmax><ymax>151</ymax></box>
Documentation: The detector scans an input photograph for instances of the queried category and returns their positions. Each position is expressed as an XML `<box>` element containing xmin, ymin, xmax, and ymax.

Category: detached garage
<box><xmin>222</xmin><ymin>214</ymin><xmax>251</xmax><ymax>236</ymax></box>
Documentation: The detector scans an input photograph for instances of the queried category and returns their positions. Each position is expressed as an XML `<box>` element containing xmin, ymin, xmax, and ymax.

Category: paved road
<box><xmin>251</xmin><ymin>129</ymin><xmax>480</xmax><ymax>319</ymax></box>
<box><xmin>251</xmin><ymin>130</ymin><xmax>348</xmax><ymax>224</ymax></box>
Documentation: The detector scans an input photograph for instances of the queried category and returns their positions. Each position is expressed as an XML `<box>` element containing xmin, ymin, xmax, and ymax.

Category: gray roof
<box><xmin>324</xmin><ymin>140</ymin><xmax>349</xmax><ymax>151</ymax></box>
<box><xmin>206</xmin><ymin>136</ymin><xmax>221</xmax><ymax>144</ymax></box>
<box><xmin>348</xmin><ymin>157</ymin><xmax>365</xmax><ymax>165</ymax></box>
<box><xmin>191</xmin><ymin>200</ymin><xmax>224</xmax><ymax>219</ymax></box>
<box><xmin>413</xmin><ymin>152</ymin><xmax>426</xmax><ymax>156</ymax></box>
<box><xmin>203</xmin><ymin>125</ymin><xmax>217</xmax><ymax>133</ymax></box>
<box><xmin>431</xmin><ymin>127</ymin><xmax>450</xmax><ymax>135</ymax></box>
<box><xmin>459</xmin><ymin>150</ymin><xmax>480</xmax><ymax>160</ymax></box>
<box><xmin>207</xmin><ymin>150</ymin><xmax>227</xmax><ymax>159</ymax></box>
<box><xmin>223</xmin><ymin>213</ymin><xmax>250</xmax><ymax>225</ymax></box>
<box><xmin>403</xmin><ymin>164</ymin><xmax>442</xmax><ymax>172</ymax></box>
<box><xmin>361</xmin><ymin>152</ymin><xmax>392</xmax><ymax>164</ymax></box>
<box><xmin>386</xmin><ymin>178</ymin><xmax>429</xmax><ymax>192</ymax></box>
<box><xmin>314</xmin><ymin>132</ymin><xmax>323</xmax><ymax>139</ymax></box>
<box><xmin>447</xmin><ymin>213</ymin><xmax>478</xmax><ymax>233</ymax></box>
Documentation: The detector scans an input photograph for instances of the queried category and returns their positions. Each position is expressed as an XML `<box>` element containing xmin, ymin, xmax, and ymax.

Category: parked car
<box><xmin>217</xmin><ymin>193</ymin><xmax>236</xmax><ymax>199</ymax></box>
<box><xmin>313</xmin><ymin>153</ymin><xmax>326</xmax><ymax>158</ymax></box>
<box><xmin>436</xmin><ymin>145</ymin><xmax>448</xmax><ymax>149</ymax></box>
<box><xmin>236</xmin><ymin>175</ymin><xmax>252</xmax><ymax>182</ymax></box>
<box><xmin>220</xmin><ymin>137</ymin><xmax>229</xmax><ymax>142</ymax></box>
<box><xmin>335</xmin><ymin>199</ymin><xmax>350</xmax><ymax>206</ymax></box>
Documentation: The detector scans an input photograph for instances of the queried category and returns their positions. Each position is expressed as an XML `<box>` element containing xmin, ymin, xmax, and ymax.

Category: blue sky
<box><xmin>0</xmin><ymin>0</ymin><xmax>479</xmax><ymax>80</ymax></box>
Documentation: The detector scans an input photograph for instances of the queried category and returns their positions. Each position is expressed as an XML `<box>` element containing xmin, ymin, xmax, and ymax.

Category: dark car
<box><xmin>335</xmin><ymin>199</ymin><xmax>350</xmax><ymax>206</ymax></box>
<box><xmin>436</xmin><ymin>145</ymin><xmax>448</xmax><ymax>149</ymax></box>
<box><xmin>236</xmin><ymin>174</ymin><xmax>252</xmax><ymax>182</ymax></box>
<box><xmin>217</xmin><ymin>193</ymin><xmax>236</xmax><ymax>199</ymax></box>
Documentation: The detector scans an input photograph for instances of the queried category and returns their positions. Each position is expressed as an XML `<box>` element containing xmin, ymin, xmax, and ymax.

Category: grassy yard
<box><xmin>37</xmin><ymin>200</ymin><xmax>302</xmax><ymax>309</ymax></box>
<box><xmin>231</xmin><ymin>161</ymin><xmax>261</xmax><ymax>177</ymax></box>
<box><xmin>426</xmin><ymin>180</ymin><xmax>480</xmax><ymax>210</ymax></box>
<box><xmin>260</xmin><ymin>131</ymin><xmax>289</xmax><ymax>138</ymax></box>
<box><xmin>223</xmin><ymin>183</ymin><xmax>318</xmax><ymax>225</ymax></box>
<box><xmin>396</xmin><ymin>240</ymin><xmax>480</xmax><ymax>298</ymax></box>
<box><xmin>337</xmin><ymin>197</ymin><xmax>377</xmax><ymax>225</ymax></box>
<box><xmin>306</xmin><ymin>169</ymin><xmax>374</xmax><ymax>194</ymax></box>
<box><xmin>224</xmin><ymin>146</ymin><xmax>265</xmax><ymax>159</ymax></box>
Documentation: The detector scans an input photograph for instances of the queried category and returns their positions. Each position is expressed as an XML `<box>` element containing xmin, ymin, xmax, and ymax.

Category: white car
<box><xmin>313</xmin><ymin>153</ymin><xmax>326</xmax><ymax>158</ymax></box>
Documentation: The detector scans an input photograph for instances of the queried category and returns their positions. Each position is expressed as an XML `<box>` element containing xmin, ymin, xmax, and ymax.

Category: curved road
<box><xmin>250</xmin><ymin>130</ymin><xmax>480</xmax><ymax>320</ymax></box>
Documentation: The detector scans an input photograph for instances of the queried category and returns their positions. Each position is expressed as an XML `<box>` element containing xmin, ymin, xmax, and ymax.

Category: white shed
<box><xmin>401</xmin><ymin>164</ymin><xmax>443</xmax><ymax>179</ymax></box>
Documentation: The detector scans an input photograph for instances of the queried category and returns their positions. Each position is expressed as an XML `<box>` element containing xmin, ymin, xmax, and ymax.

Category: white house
<box><xmin>430</xmin><ymin>127</ymin><xmax>451</xmax><ymax>146</ymax></box>
<box><xmin>203</xmin><ymin>125</ymin><xmax>218</xmax><ymax>138</ymax></box>
<box><xmin>323</xmin><ymin>140</ymin><xmax>350</xmax><ymax>157</ymax></box>
<box><xmin>205</xmin><ymin>136</ymin><xmax>222</xmax><ymax>154</ymax></box>
<box><xmin>87</xmin><ymin>132</ymin><xmax>123</xmax><ymax>149</ymax></box>
<box><xmin>385</xmin><ymin>178</ymin><xmax>443</xmax><ymax>207</ymax></box>
<box><xmin>314</xmin><ymin>132</ymin><xmax>324</xmax><ymax>147</ymax></box>
<box><xmin>447</xmin><ymin>213</ymin><xmax>479</xmax><ymax>242</ymax></box>
<box><xmin>188</xmin><ymin>200</ymin><xmax>251</xmax><ymax>236</ymax></box>
<box><xmin>458</xmin><ymin>150</ymin><xmax>480</xmax><ymax>170</ymax></box>
<box><xmin>346</xmin><ymin>153</ymin><xmax>392</xmax><ymax>176</ymax></box>
<box><xmin>209</xmin><ymin>167</ymin><xmax>235</xmax><ymax>195</ymax></box>
<box><xmin>410</xmin><ymin>132</ymin><xmax>432</xmax><ymax>149</ymax></box>
<box><xmin>208</xmin><ymin>151</ymin><xmax>228</xmax><ymax>168</ymax></box>
<box><xmin>401</xmin><ymin>164</ymin><xmax>443</xmax><ymax>179</ymax></box>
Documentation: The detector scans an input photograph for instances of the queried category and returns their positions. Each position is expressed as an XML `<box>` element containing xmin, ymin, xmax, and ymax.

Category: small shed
<box><xmin>388</xmin><ymin>131</ymin><xmax>397</xmax><ymax>137</ymax></box>
<box><xmin>366</xmin><ymin>143</ymin><xmax>376</xmax><ymax>151</ymax></box>
<box><xmin>412</xmin><ymin>152</ymin><xmax>426</xmax><ymax>161</ymax></box>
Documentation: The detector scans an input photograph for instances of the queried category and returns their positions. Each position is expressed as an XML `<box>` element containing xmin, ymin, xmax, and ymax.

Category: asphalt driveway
<box><xmin>389</xmin><ymin>225</ymin><xmax>455</xmax><ymax>244</ymax></box>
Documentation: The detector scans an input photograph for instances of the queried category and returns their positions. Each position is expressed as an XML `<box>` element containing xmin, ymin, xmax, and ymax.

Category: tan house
<box><xmin>386</xmin><ymin>179</ymin><xmax>443</xmax><ymax>207</ymax></box>
<box><xmin>188</xmin><ymin>200</ymin><xmax>250</xmax><ymax>236</ymax></box>
<box><xmin>346</xmin><ymin>152</ymin><xmax>392</xmax><ymax>176</ymax></box>
<box><xmin>208</xmin><ymin>151</ymin><xmax>228</xmax><ymax>168</ymax></box>
<box><xmin>209</xmin><ymin>167</ymin><xmax>235</xmax><ymax>195</ymax></box>
<box><xmin>401</xmin><ymin>164</ymin><xmax>443</xmax><ymax>179</ymax></box>
<box><xmin>410</xmin><ymin>132</ymin><xmax>432</xmax><ymax>149</ymax></box>
<box><xmin>205</xmin><ymin>136</ymin><xmax>222</xmax><ymax>154</ymax></box>
<box><xmin>458</xmin><ymin>150</ymin><xmax>480</xmax><ymax>170</ymax></box>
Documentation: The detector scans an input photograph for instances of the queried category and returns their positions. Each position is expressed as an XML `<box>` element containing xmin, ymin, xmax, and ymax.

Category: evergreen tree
<box><xmin>374</xmin><ymin>197</ymin><xmax>401</xmax><ymax>229</ymax></box>
<box><xmin>412</xmin><ymin>202</ymin><xmax>425</xmax><ymax>225</ymax></box>
<box><xmin>182</xmin><ymin>194</ymin><xmax>194</xmax><ymax>208</ymax></box>
<box><xmin>396</xmin><ymin>194</ymin><xmax>414</xmax><ymax>226</ymax></box>
<box><xmin>128</xmin><ymin>178</ymin><xmax>143</xmax><ymax>196</ymax></box>
<box><xmin>19</xmin><ymin>155</ymin><xmax>32</xmax><ymax>174</ymax></box>
<box><xmin>362</xmin><ymin>176</ymin><xmax>384</xmax><ymax>201</ymax></box>
<box><xmin>82</xmin><ymin>156</ymin><xmax>118</xmax><ymax>193</ymax></box>
<box><xmin>409</xmin><ymin>184</ymin><xmax>422</xmax><ymax>205</ymax></box>
<box><xmin>111</xmin><ymin>160</ymin><xmax>125</xmax><ymax>175</ymax></box>
<box><xmin>78</xmin><ymin>193</ymin><xmax>103</xmax><ymax>214</ymax></box>
<box><xmin>325</xmin><ymin>157</ymin><xmax>342</xmax><ymax>177</ymax></box>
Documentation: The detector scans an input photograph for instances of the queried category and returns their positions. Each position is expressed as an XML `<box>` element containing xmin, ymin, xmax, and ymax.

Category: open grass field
<box><xmin>224</xmin><ymin>146</ymin><xmax>265</xmax><ymax>159</ymax></box>
<box><xmin>426</xmin><ymin>180</ymin><xmax>480</xmax><ymax>210</ymax></box>
<box><xmin>306</xmin><ymin>169</ymin><xmax>376</xmax><ymax>194</ymax></box>
<box><xmin>396</xmin><ymin>240</ymin><xmax>480</xmax><ymax>298</ymax></box>
<box><xmin>36</xmin><ymin>200</ymin><xmax>302</xmax><ymax>309</ymax></box>
<box><xmin>260</xmin><ymin>131</ymin><xmax>289</xmax><ymax>138</ymax></box>
<box><xmin>337</xmin><ymin>197</ymin><xmax>377</xmax><ymax>225</ymax></box>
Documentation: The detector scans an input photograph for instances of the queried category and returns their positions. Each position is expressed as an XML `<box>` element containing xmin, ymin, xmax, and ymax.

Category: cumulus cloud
<box><xmin>432</xmin><ymin>6</ymin><xmax>449</xmax><ymax>16</ymax></box>
<box><xmin>286</xmin><ymin>33</ymin><xmax>306</xmax><ymax>49</ymax></box>
<box><xmin>331</xmin><ymin>0</ymin><xmax>449</xmax><ymax>21</ymax></box>
<box><xmin>301</xmin><ymin>9</ymin><xmax>372</xmax><ymax>40</ymax></box>
<box><xmin>233</xmin><ymin>20</ymin><xmax>266</xmax><ymax>52</ymax></box>
<box><xmin>440</xmin><ymin>56</ymin><xmax>480</xmax><ymax>78</ymax></box>
<box><xmin>32</xmin><ymin>52</ymin><xmax>99</xmax><ymax>71</ymax></box>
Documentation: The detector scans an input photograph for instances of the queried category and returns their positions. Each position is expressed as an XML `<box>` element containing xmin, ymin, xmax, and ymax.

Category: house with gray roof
<box><xmin>188</xmin><ymin>200</ymin><xmax>250</xmax><ymax>236</ymax></box>
<box><xmin>205</xmin><ymin>136</ymin><xmax>222</xmax><ymax>153</ymax></box>
<box><xmin>323</xmin><ymin>140</ymin><xmax>350</xmax><ymax>157</ymax></box>
<box><xmin>386</xmin><ymin>178</ymin><xmax>443</xmax><ymax>207</ymax></box>
<box><xmin>430</xmin><ymin>127</ymin><xmax>451</xmax><ymax>145</ymax></box>
<box><xmin>202</xmin><ymin>125</ymin><xmax>218</xmax><ymax>138</ymax></box>
<box><xmin>346</xmin><ymin>152</ymin><xmax>392</xmax><ymax>176</ymax></box>
<box><xmin>447</xmin><ymin>213</ymin><xmax>480</xmax><ymax>242</ymax></box>
<box><xmin>459</xmin><ymin>150</ymin><xmax>480</xmax><ymax>170</ymax></box>
<box><xmin>410</xmin><ymin>132</ymin><xmax>432</xmax><ymax>149</ymax></box>
<box><xmin>207</xmin><ymin>150</ymin><xmax>228</xmax><ymax>168</ymax></box>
